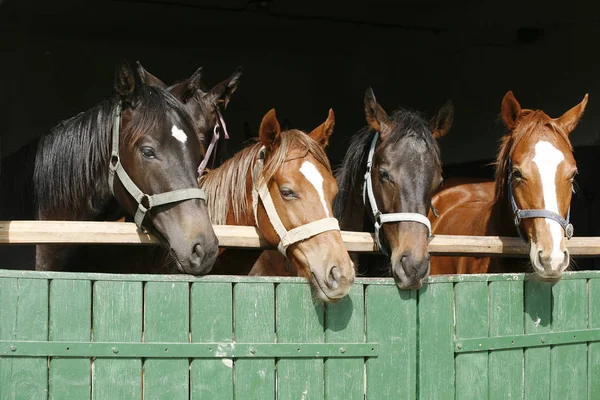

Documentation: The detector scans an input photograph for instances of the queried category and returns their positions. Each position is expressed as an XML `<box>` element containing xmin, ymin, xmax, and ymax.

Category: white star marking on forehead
<box><xmin>171</xmin><ymin>125</ymin><xmax>187</xmax><ymax>143</ymax></box>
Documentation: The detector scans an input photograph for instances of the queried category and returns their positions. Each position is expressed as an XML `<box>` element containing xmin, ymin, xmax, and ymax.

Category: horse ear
<box><xmin>169</xmin><ymin>67</ymin><xmax>204</xmax><ymax>104</ymax></box>
<box><xmin>204</xmin><ymin>66</ymin><xmax>243</xmax><ymax>109</ymax></box>
<box><xmin>114</xmin><ymin>60</ymin><xmax>138</xmax><ymax>104</ymax></box>
<box><xmin>259</xmin><ymin>108</ymin><xmax>282</xmax><ymax>150</ymax></box>
<box><xmin>135</xmin><ymin>61</ymin><xmax>166</xmax><ymax>88</ymax></box>
<box><xmin>556</xmin><ymin>94</ymin><xmax>589</xmax><ymax>134</ymax></box>
<box><xmin>308</xmin><ymin>109</ymin><xmax>335</xmax><ymax>148</ymax></box>
<box><xmin>430</xmin><ymin>100</ymin><xmax>454</xmax><ymax>139</ymax></box>
<box><xmin>501</xmin><ymin>91</ymin><xmax>522</xmax><ymax>130</ymax></box>
<box><xmin>364</xmin><ymin>87</ymin><xmax>390</xmax><ymax>137</ymax></box>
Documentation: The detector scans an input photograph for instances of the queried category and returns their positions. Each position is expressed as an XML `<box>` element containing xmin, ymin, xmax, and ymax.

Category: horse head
<box><xmin>363</xmin><ymin>87</ymin><xmax>452</xmax><ymax>289</ymax></box>
<box><xmin>113</xmin><ymin>60</ymin><xmax>218</xmax><ymax>274</ymax></box>
<box><xmin>498</xmin><ymin>91</ymin><xmax>588</xmax><ymax>281</ymax></box>
<box><xmin>254</xmin><ymin>109</ymin><xmax>355</xmax><ymax>301</ymax></box>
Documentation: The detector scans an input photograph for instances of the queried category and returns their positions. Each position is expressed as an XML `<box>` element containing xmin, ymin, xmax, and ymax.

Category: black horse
<box><xmin>0</xmin><ymin>60</ymin><xmax>218</xmax><ymax>274</ymax></box>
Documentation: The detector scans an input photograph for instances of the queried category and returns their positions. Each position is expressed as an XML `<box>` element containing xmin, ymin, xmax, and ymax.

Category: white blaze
<box><xmin>171</xmin><ymin>125</ymin><xmax>187</xmax><ymax>143</ymax></box>
<box><xmin>532</xmin><ymin>141</ymin><xmax>565</xmax><ymax>268</ymax></box>
<box><xmin>299</xmin><ymin>161</ymin><xmax>330</xmax><ymax>217</ymax></box>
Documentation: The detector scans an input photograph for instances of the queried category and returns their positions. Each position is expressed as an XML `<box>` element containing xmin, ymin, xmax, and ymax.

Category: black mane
<box><xmin>333</xmin><ymin>108</ymin><xmax>441</xmax><ymax>219</ymax></box>
<box><xmin>33</xmin><ymin>86</ymin><xmax>196</xmax><ymax>219</ymax></box>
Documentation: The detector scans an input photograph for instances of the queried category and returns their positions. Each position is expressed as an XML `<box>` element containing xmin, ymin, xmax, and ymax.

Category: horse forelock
<box><xmin>333</xmin><ymin>108</ymin><xmax>441</xmax><ymax>219</ymax></box>
<box><xmin>122</xmin><ymin>86</ymin><xmax>200</xmax><ymax>150</ymax></box>
<box><xmin>494</xmin><ymin>109</ymin><xmax>573</xmax><ymax>202</ymax></box>
<box><xmin>200</xmin><ymin>129</ymin><xmax>331</xmax><ymax>225</ymax></box>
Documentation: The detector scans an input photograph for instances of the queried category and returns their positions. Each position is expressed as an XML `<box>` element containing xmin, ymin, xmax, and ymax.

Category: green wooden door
<box><xmin>1</xmin><ymin>269</ymin><xmax>600</xmax><ymax>399</ymax></box>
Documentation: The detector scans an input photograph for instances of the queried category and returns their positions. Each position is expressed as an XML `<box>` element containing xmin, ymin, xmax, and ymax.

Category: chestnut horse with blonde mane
<box><xmin>203</xmin><ymin>109</ymin><xmax>355</xmax><ymax>302</ymax></box>
<box><xmin>430</xmin><ymin>91</ymin><xmax>588</xmax><ymax>280</ymax></box>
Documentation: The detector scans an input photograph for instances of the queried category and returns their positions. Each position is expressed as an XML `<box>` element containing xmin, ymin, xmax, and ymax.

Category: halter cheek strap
<box><xmin>507</xmin><ymin>158</ymin><xmax>574</xmax><ymax>242</ymax></box>
<box><xmin>251</xmin><ymin>146</ymin><xmax>340</xmax><ymax>256</ymax></box>
<box><xmin>109</xmin><ymin>101</ymin><xmax>207</xmax><ymax>232</ymax></box>
<box><xmin>362</xmin><ymin>131</ymin><xmax>432</xmax><ymax>256</ymax></box>
<box><xmin>197</xmin><ymin>107</ymin><xmax>230</xmax><ymax>177</ymax></box>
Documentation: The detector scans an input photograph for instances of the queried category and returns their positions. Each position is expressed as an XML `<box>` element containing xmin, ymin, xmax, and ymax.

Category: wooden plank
<box><xmin>589</xmin><ymin>278</ymin><xmax>600</xmax><ymax>399</ymax></box>
<box><xmin>92</xmin><ymin>281</ymin><xmax>143</xmax><ymax>400</ymax></box>
<box><xmin>0</xmin><ymin>277</ymin><xmax>49</xmax><ymax>400</ymax></box>
<box><xmin>454</xmin><ymin>281</ymin><xmax>488</xmax><ymax>400</ymax></box>
<box><xmin>233</xmin><ymin>283</ymin><xmax>275</xmax><ymax>400</ymax></box>
<box><xmin>190</xmin><ymin>282</ymin><xmax>233</xmax><ymax>400</ymax></box>
<box><xmin>365</xmin><ymin>285</ymin><xmax>417</xmax><ymax>399</ymax></box>
<box><xmin>48</xmin><ymin>279</ymin><xmax>92</xmax><ymax>399</ymax></box>
<box><xmin>418</xmin><ymin>282</ymin><xmax>454</xmax><ymax>400</ymax></box>
<box><xmin>324</xmin><ymin>284</ymin><xmax>365</xmax><ymax>400</ymax></box>
<box><xmin>523</xmin><ymin>280</ymin><xmax>552</xmax><ymax>400</ymax></box>
<box><xmin>276</xmin><ymin>284</ymin><xmax>324</xmax><ymax>399</ymax></box>
<box><xmin>143</xmin><ymin>282</ymin><xmax>189</xmax><ymax>399</ymax></box>
<box><xmin>550</xmin><ymin>279</ymin><xmax>587</xmax><ymax>400</ymax></box>
<box><xmin>488</xmin><ymin>280</ymin><xmax>524</xmax><ymax>400</ymax></box>
<box><xmin>2</xmin><ymin>221</ymin><xmax>600</xmax><ymax>256</ymax></box>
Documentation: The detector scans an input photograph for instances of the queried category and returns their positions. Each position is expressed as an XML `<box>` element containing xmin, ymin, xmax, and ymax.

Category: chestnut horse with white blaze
<box><xmin>202</xmin><ymin>109</ymin><xmax>355</xmax><ymax>301</ymax></box>
<box><xmin>430</xmin><ymin>91</ymin><xmax>588</xmax><ymax>280</ymax></box>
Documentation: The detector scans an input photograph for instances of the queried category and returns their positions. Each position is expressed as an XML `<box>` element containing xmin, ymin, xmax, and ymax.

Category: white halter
<box><xmin>251</xmin><ymin>146</ymin><xmax>340</xmax><ymax>256</ymax></box>
<box><xmin>362</xmin><ymin>131</ymin><xmax>432</xmax><ymax>256</ymax></box>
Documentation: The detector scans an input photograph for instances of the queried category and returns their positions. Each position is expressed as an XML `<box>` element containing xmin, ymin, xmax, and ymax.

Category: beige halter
<box><xmin>251</xmin><ymin>146</ymin><xmax>340</xmax><ymax>256</ymax></box>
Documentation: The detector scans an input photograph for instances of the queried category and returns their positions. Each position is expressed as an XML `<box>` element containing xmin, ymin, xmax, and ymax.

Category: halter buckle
<box><xmin>109</xmin><ymin>153</ymin><xmax>120</xmax><ymax>171</ymax></box>
<box><xmin>514</xmin><ymin>210</ymin><xmax>521</xmax><ymax>227</ymax></box>
<box><xmin>565</xmin><ymin>223</ymin><xmax>574</xmax><ymax>239</ymax></box>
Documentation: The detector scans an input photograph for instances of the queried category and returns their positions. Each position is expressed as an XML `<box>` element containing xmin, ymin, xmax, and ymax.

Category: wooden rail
<box><xmin>1</xmin><ymin>220</ymin><xmax>600</xmax><ymax>257</ymax></box>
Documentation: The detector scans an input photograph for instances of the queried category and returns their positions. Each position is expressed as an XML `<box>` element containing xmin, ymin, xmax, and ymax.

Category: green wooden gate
<box><xmin>1</xmin><ymin>269</ymin><xmax>600</xmax><ymax>399</ymax></box>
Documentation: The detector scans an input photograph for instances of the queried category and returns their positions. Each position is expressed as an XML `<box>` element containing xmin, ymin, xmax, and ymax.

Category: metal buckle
<box><xmin>565</xmin><ymin>223</ymin><xmax>574</xmax><ymax>239</ymax></box>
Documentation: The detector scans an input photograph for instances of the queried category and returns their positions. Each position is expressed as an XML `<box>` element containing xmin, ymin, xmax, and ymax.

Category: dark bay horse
<box><xmin>0</xmin><ymin>60</ymin><xmax>218</xmax><ymax>273</ymax></box>
<box><xmin>202</xmin><ymin>108</ymin><xmax>355</xmax><ymax>301</ymax></box>
<box><xmin>250</xmin><ymin>88</ymin><xmax>453</xmax><ymax>290</ymax></box>
<box><xmin>68</xmin><ymin>63</ymin><xmax>242</xmax><ymax>274</ymax></box>
<box><xmin>430</xmin><ymin>91</ymin><xmax>588</xmax><ymax>280</ymax></box>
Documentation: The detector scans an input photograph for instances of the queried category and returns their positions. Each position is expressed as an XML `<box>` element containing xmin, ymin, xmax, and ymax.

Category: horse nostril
<box><xmin>538</xmin><ymin>250</ymin><xmax>545</xmax><ymax>267</ymax></box>
<box><xmin>327</xmin><ymin>266</ymin><xmax>341</xmax><ymax>290</ymax></box>
<box><xmin>400</xmin><ymin>255</ymin><xmax>408</xmax><ymax>267</ymax></box>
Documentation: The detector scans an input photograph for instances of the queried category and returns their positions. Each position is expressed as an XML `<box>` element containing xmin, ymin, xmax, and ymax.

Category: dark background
<box><xmin>1</xmin><ymin>0</ymin><xmax>599</xmax><ymax>168</ymax></box>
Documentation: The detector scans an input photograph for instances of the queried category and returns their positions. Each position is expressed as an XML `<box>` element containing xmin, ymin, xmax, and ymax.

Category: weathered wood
<box><xmin>2</xmin><ymin>220</ymin><xmax>600</xmax><ymax>256</ymax></box>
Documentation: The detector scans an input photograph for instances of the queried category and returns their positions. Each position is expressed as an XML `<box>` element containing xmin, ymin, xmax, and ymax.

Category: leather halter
<box><xmin>362</xmin><ymin>131</ymin><xmax>432</xmax><ymax>256</ymax></box>
<box><xmin>251</xmin><ymin>146</ymin><xmax>340</xmax><ymax>256</ymax></box>
<box><xmin>198</xmin><ymin>107</ymin><xmax>229</xmax><ymax>177</ymax></box>
<box><xmin>507</xmin><ymin>158</ymin><xmax>573</xmax><ymax>242</ymax></box>
<box><xmin>108</xmin><ymin>102</ymin><xmax>207</xmax><ymax>232</ymax></box>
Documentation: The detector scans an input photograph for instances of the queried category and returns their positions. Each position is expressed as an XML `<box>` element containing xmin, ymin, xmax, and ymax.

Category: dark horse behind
<box><xmin>0</xmin><ymin>60</ymin><xmax>218</xmax><ymax>273</ymax></box>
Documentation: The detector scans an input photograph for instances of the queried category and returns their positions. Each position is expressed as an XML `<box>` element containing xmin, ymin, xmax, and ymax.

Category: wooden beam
<box><xmin>0</xmin><ymin>221</ymin><xmax>599</xmax><ymax>257</ymax></box>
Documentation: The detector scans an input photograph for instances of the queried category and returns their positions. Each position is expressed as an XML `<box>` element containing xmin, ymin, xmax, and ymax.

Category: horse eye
<box><xmin>280</xmin><ymin>187</ymin><xmax>296</xmax><ymax>199</ymax></box>
<box><xmin>379</xmin><ymin>169</ymin><xmax>390</xmax><ymax>181</ymax></box>
<box><xmin>512</xmin><ymin>170</ymin><xmax>523</xmax><ymax>180</ymax></box>
<box><xmin>140</xmin><ymin>147</ymin><xmax>156</xmax><ymax>159</ymax></box>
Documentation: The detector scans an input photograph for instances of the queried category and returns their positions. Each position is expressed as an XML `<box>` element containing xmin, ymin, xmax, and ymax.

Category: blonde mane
<box><xmin>199</xmin><ymin>129</ymin><xmax>332</xmax><ymax>224</ymax></box>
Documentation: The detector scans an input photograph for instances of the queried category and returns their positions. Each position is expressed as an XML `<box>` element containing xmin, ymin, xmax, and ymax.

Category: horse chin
<box><xmin>529</xmin><ymin>242</ymin><xmax>567</xmax><ymax>283</ymax></box>
<box><xmin>392</xmin><ymin>260</ymin><xmax>429</xmax><ymax>290</ymax></box>
<box><xmin>309</xmin><ymin>272</ymin><xmax>346</xmax><ymax>303</ymax></box>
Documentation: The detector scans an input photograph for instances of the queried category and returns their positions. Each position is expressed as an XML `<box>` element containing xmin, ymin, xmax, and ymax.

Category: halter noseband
<box><xmin>251</xmin><ymin>146</ymin><xmax>340</xmax><ymax>256</ymax></box>
<box><xmin>362</xmin><ymin>131</ymin><xmax>432</xmax><ymax>256</ymax></box>
<box><xmin>507</xmin><ymin>158</ymin><xmax>574</xmax><ymax>242</ymax></box>
<box><xmin>108</xmin><ymin>102</ymin><xmax>207</xmax><ymax>232</ymax></box>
